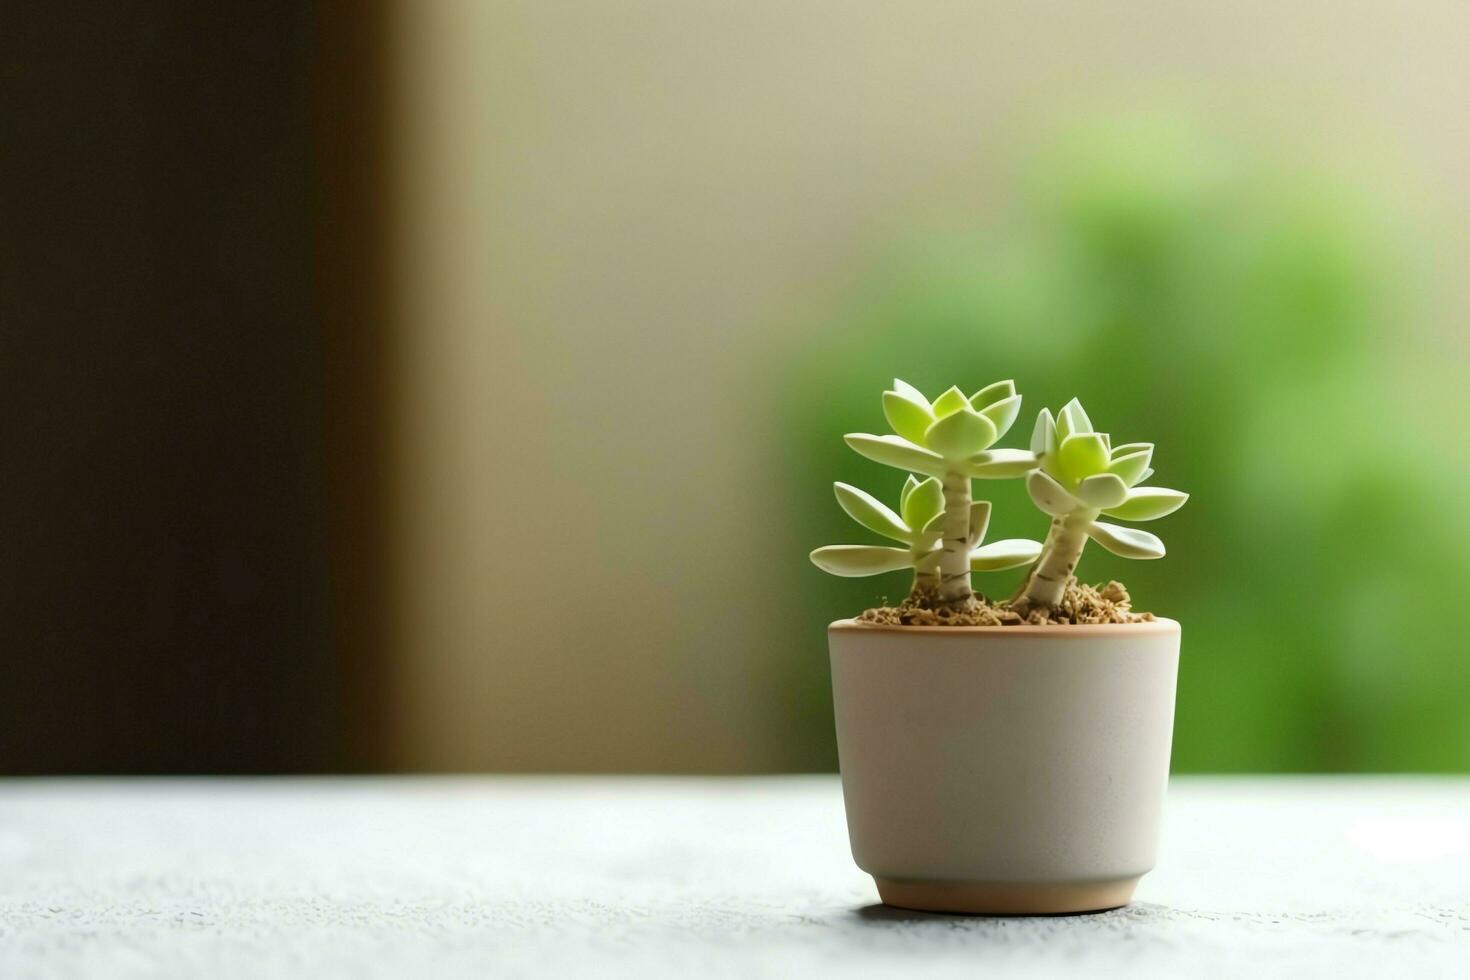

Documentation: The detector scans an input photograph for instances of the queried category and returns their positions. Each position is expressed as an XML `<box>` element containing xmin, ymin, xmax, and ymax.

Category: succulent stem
<box><xmin>1014</xmin><ymin>509</ymin><xmax>1096</xmax><ymax>610</ymax></box>
<box><xmin>936</xmin><ymin>469</ymin><xmax>973</xmax><ymax>605</ymax></box>
<box><xmin>911</xmin><ymin>561</ymin><xmax>940</xmax><ymax>598</ymax></box>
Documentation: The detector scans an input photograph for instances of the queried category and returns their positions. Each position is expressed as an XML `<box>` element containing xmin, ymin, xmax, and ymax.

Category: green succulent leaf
<box><xmin>844</xmin><ymin>434</ymin><xmax>948</xmax><ymax>476</ymax></box>
<box><xmin>900</xmin><ymin>476</ymin><xmax>944</xmax><ymax>531</ymax></box>
<box><xmin>1085</xmin><ymin>521</ymin><xmax>1165</xmax><ymax>560</ymax></box>
<box><xmin>1058</xmin><ymin>397</ymin><xmax>1093</xmax><ymax>437</ymax></box>
<box><xmin>1076</xmin><ymin>473</ymin><xmax>1130</xmax><ymax>509</ymax></box>
<box><xmin>969</xmin><ymin>379</ymin><xmax>1016</xmax><ymax>411</ymax></box>
<box><xmin>1107</xmin><ymin>448</ymin><xmax>1154</xmax><ymax>487</ymax></box>
<box><xmin>1030</xmin><ymin>408</ymin><xmax>1057</xmax><ymax>457</ymax></box>
<box><xmin>1135</xmin><ymin>466</ymin><xmax>1155</xmax><ymax>485</ymax></box>
<box><xmin>833</xmin><ymin>482</ymin><xmax>911</xmax><ymax>542</ymax></box>
<box><xmin>1103</xmin><ymin>487</ymin><xmax>1190</xmax><ymax>522</ymax></box>
<box><xmin>964</xmin><ymin>448</ymin><xmax>1038</xmax><ymax>479</ymax></box>
<box><xmin>1111</xmin><ymin>441</ymin><xmax>1153</xmax><ymax>458</ymax></box>
<box><xmin>898</xmin><ymin>474</ymin><xmax>921</xmax><ymax>513</ymax></box>
<box><xmin>930</xmin><ymin>385</ymin><xmax>970</xmax><ymax>419</ymax></box>
<box><xmin>978</xmin><ymin>394</ymin><xmax>1023</xmax><ymax>440</ymax></box>
<box><xmin>1058</xmin><ymin>432</ymin><xmax>1110</xmax><ymax>482</ymax></box>
<box><xmin>809</xmin><ymin>545</ymin><xmax>915</xmax><ymax>577</ymax></box>
<box><xmin>969</xmin><ymin>538</ymin><xmax>1044</xmax><ymax>571</ymax></box>
<box><xmin>967</xmin><ymin>500</ymin><xmax>992</xmax><ymax>548</ymax></box>
<box><xmin>882</xmin><ymin>390</ymin><xmax>935</xmax><ymax>445</ymax></box>
<box><xmin>892</xmin><ymin>378</ymin><xmax>928</xmax><ymax>404</ymax></box>
<box><xmin>1027</xmin><ymin>468</ymin><xmax>1083</xmax><ymax>518</ymax></box>
<box><xmin>914</xmin><ymin>511</ymin><xmax>946</xmax><ymax>551</ymax></box>
<box><xmin>923</xmin><ymin>408</ymin><xmax>998</xmax><ymax>458</ymax></box>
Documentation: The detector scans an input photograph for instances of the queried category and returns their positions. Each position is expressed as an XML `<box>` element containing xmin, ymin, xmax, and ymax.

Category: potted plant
<box><xmin>813</xmin><ymin>380</ymin><xmax>1188</xmax><ymax>914</ymax></box>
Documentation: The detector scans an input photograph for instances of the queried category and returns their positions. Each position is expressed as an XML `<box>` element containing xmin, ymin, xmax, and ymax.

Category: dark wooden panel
<box><xmin>0</xmin><ymin>2</ymin><xmax>355</xmax><ymax>772</ymax></box>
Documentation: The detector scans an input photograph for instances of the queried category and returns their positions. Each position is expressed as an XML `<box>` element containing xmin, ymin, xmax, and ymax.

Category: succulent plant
<box><xmin>816</xmin><ymin>380</ymin><xmax>1040</xmax><ymax>606</ymax></box>
<box><xmin>810</xmin><ymin>476</ymin><xmax>1043</xmax><ymax>596</ymax></box>
<box><xmin>810</xmin><ymin>381</ymin><xmax>1187</xmax><ymax>618</ymax></box>
<box><xmin>1012</xmin><ymin>398</ymin><xmax>1189</xmax><ymax>612</ymax></box>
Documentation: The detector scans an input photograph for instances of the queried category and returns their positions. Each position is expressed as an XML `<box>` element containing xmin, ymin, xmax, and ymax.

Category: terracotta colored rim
<box><xmin>874</xmin><ymin>875</ymin><xmax>1140</xmax><ymax>916</ymax></box>
<box><xmin>829</xmin><ymin>617</ymin><xmax>1179</xmax><ymax>636</ymax></box>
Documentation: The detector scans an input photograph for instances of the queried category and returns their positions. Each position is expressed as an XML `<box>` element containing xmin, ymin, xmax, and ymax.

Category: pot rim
<box><xmin>829</xmin><ymin>616</ymin><xmax>1179</xmax><ymax>637</ymax></box>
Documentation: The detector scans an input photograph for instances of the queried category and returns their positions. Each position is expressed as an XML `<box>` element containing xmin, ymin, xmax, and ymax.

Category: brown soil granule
<box><xmin>856</xmin><ymin>579</ymin><xmax>1155</xmax><ymax>627</ymax></box>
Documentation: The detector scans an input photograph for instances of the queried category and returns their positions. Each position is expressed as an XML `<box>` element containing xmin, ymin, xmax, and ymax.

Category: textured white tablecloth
<box><xmin>1</xmin><ymin>776</ymin><xmax>1467</xmax><ymax>978</ymax></box>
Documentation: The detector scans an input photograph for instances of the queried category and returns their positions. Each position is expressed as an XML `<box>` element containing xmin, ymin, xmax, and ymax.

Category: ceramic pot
<box><xmin>828</xmin><ymin>618</ymin><xmax>1180</xmax><ymax>915</ymax></box>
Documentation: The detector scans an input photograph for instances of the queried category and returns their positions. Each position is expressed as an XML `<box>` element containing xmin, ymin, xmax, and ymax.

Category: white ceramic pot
<box><xmin>828</xmin><ymin>618</ymin><xmax>1180</xmax><ymax>914</ymax></box>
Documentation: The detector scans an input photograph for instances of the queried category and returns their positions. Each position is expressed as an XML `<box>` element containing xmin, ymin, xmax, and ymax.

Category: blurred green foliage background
<box><xmin>373</xmin><ymin>2</ymin><xmax>1470</xmax><ymax>775</ymax></box>
<box><xmin>780</xmin><ymin>117</ymin><xmax>1470</xmax><ymax>773</ymax></box>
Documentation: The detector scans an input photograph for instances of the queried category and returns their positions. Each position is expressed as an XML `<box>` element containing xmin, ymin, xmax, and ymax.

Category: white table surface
<box><xmin>1</xmin><ymin>776</ymin><xmax>1467</xmax><ymax>979</ymax></box>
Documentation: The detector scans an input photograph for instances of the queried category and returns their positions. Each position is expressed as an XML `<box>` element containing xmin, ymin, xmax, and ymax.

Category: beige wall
<box><xmin>383</xmin><ymin>1</ymin><xmax>1470</xmax><ymax>771</ymax></box>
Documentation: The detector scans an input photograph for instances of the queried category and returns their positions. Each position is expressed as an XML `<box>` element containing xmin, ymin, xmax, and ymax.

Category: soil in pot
<box><xmin>859</xmin><ymin>577</ymin><xmax>1154</xmax><ymax>627</ymax></box>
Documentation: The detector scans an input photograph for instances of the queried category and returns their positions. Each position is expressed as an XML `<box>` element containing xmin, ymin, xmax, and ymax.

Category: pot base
<box><xmin>874</xmin><ymin>875</ymin><xmax>1139</xmax><ymax>916</ymax></box>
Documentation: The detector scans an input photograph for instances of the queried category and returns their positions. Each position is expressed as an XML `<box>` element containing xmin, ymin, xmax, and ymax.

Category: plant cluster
<box><xmin>811</xmin><ymin>380</ymin><xmax>1187</xmax><ymax>616</ymax></box>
